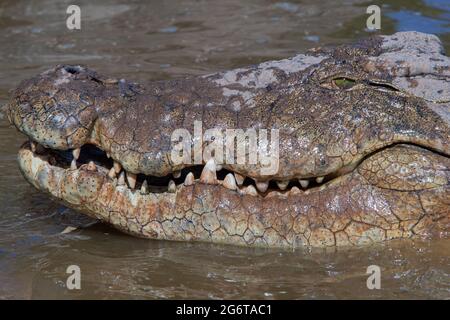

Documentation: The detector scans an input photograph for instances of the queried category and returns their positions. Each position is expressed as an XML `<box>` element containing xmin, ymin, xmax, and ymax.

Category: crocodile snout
<box><xmin>7</xmin><ymin>65</ymin><xmax>101</xmax><ymax>150</ymax></box>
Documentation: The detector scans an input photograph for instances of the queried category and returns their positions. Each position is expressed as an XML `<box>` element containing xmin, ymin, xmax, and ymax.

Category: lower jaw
<box><xmin>17</xmin><ymin>143</ymin><xmax>449</xmax><ymax>248</ymax></box>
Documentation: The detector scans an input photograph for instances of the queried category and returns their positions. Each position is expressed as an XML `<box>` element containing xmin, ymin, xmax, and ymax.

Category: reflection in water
<box><xmin>0</xmin><ymin>0</ymin><xmax>449</xmax><ymax>299</ymax></box>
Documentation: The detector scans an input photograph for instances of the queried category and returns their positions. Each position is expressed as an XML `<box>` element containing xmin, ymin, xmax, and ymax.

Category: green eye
<box><xmin>333</xmin><ymin>77</ymin><xmax>356</xmax><ymax>89</ymax></box>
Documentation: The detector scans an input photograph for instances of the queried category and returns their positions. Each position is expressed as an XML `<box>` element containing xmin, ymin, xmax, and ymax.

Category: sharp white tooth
<box><xmin>255</xmin><ymin>180</ymin><xmax>269</xmax><ymax>193</ymax></box>
<box><xmin>72</xmin><ymin>148</ymin><xmax>81</xmax><ymax>160</ymax></box>
<box><xmin>168</xmin><ymin>180</ymin><xmax>176</xmax><ymax>193</ymax></box>
<box><xmin>276</xmin><ymin>180</ymin><xmax>289</xmax><ymax>190</ymax></box>
<box><xmin>234</xmin><ymin>173</ymin><xmax>245</xmax><ymax>186</ymax></box>
<box><xmin>127</xmin><ymin>172</ymin><xmax>137</xmax><ymax>189</ymax></box>
<box><xmin>316</xmin><ymin>176</ymin><xmax>324</xmax><ymax>184</ymax></box>
<box><xmin>173</xmin><ymin>170</ymin><xmax>181</xmax><ymax>178</ymax></box>
<box><xmin>118</xmin><ymin>172</ymin><xmax>126</xmax><ymax>186</ymax></box>
<box><xmin>108</xmin><ymin>167</ymin><xmax>116</xmax><ymax>179</ymax></box>
<box><xmin>113</xmin><ymin>161</ymin><xmax>122</xmax><ymax>174</ymax></box>
<box><xmin>223</xmin><ymin>173</ymin><xmax>237</xmax><ymax>190</ymax></box>
<box><xmin>36</xmin><ymin>143</ymin><xmax>45</xmax><ymax>153</ymax></box>
<box><xmin>140</xmin><ymin>180</ymin><xmax>149</xmax><ymax>195</ymax></box>
<box><xmin>70</xmin><ymin>159</ymin><xmax>77</xmax><ymax>170</ymax></box>
<box><xmin>184</xmin><ymin>172</ymin><xmax>194</xmax><ymax>186</ymax></box>
<box><xmin>216</xmin><ymin>164</ymin><xmax>223</xmax><ymax>171</ymax></box>
<box><xmin>30</xmin><ymin>141</ymin><xmax>36</xmax><ymax>153</ymax></box>
<box><xmin>289</xmin><ymin>186</ymin><xmax>301</xmax><ymax>195</ymax></box>
<box><xmin>106</xmin><ymin>152</ymin><xmax>111</xmax><ymax>159</ymax></box>
<box><xmin>200</xmin><ymin>158</ymin><xmax>217</xmax><ymax>184</ymax></box>
<box><xmin>30</xmin><ymin>141</ymin><xmax>45</xmax><ymax>153</ymax></box>
<box><xmin>242</xmin><ymin>185</ymin><xmax>258</xmax><ymax>196</ymax></box>
<box><xmin>87</xmin><ymin>161</ymin><xmax>96</xmax><ymax>171</ymax></box>
<box><xmin>299</xmin><ymin>179</ymin><xmax>309</xmax><ymax>188</ymax></box>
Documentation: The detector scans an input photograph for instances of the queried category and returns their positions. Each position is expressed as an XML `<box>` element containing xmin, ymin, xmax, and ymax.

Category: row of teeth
<box><xmin>107</xmin><ymin>158</ymin><xmax>325</xmax><ymax>197</ymax></box>
<box><xmin>33</xmin><ymin>142</ymin><xmax>327</xmax><ymax>197</ymax></box>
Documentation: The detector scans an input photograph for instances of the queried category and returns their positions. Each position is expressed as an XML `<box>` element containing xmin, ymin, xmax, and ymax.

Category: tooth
<box><xmin>30</xmin><ymin>141</ymin><xmax>36</xmax><ymax>153</ymax></box>
<box><xmin>118</xmin><ymin>172</ymin><xmax>126</xmax><ymax>186</ymax></box>
<box><xmin>173</xmin><ymin>170</ymin><xmax>181</xmax><ymax>178</ymax></box>
<box><xmin>316</xmin><ymin>176</ymin><xmax>324</xmax><ymax>183</ymax></box>
<box><xmin>106</xmin><ymin>152</ymin><xmax>111</xmax><ymax>159</ymax></box>
<box><xmin>200</xmin><ymin>158</ymin><xmax>217</xmax><ymax>184</ymax></box>
<box><xmin>87</xmin><ymin>161</ymin><xmax>96</xmax><ymax>171</ymax></box>
<box><xmin>127</xmin><ymin>172</ymin><xmax>137</xmax><ymax>189</ymax></box>
<box><xmin>242</xmin><ymin>185</ymin><xmax>258</xmax><ymax>196</ymax></box>
<box><xmin>299</xmin><ymin>179</ymin><xmax>309</xmax><ymax>188</ymax></box>
<box><xmin>30</xmin><ymin>141</ymin><xmax>44</xmax><ymax>153</ymax></box>
<box><xmin>72</xmin><ymin>148</ymin><xmax>81</xmax><ymax>160</ymax></box>
<box><xmin>255</xmin><ymin>180</ymin><xmax>269</xmax><ymax>193</ymax></box>
<box><xmin>234</xmin><ymin>173</ymin><xmax>245</xmax><ymax>186</ymax></box>
<box><xmin>113</xmin><ymin>161</ymin><xmax>122</xmax><ymax>174</ymax></box>
<box><xmin>184</xmin><ymin>172</ymin><xmax>194</xmax><ymax>186</ymax></box>
<box><xmin>140</xmin><ymin>180</ymin><xmax>149</xmax><ymax>195</ymax></box>
<box><xmin>276</xmin><ymin>180</ymin><xmax>289</xmax><ymax>190</ymax></box>
<box><xmin>108</xmin><ymin>167</ymin><xmax>116</xmax><ymax>179</ymax></box>
<box><xmin>267</xmin><ymin>191</ymin><xmax>284</xmax><ymax>198</ymax></box>
<box><xmin>70</xmin><ymin>159</ymin><xmax>77</xmax><ymax>170</ymax></box>
<box><xmin>223</xmin><ymin>173</ymin><xmax>237</xmax><ymax>190</ymax></box>
<box><xmin>168</xmin><ymin>180</ymin><xmax>176</xmax><ymax>193</ymax></box>
<box><xmin>289</xmin><ymin>186</ymin><xmax>301</xmax><ymax>195</ymax></box>
<box><xmin>216</xmin><ymin>164</ymin><xmax>223</xmax><ymax>171</ymax></box>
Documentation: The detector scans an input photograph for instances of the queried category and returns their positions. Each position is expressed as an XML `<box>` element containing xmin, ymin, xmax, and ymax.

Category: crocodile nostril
<box><xmin>63</xmin><ymin>65</ymin><xmax>83</xmax><ymax>74</ymax></box>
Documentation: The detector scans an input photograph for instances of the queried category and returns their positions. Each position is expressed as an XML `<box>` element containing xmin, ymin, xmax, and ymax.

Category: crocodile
<box><xmin>6</xmin><ymin>31</ymin><xmax>450</xmax><ymax>247</ymax></box>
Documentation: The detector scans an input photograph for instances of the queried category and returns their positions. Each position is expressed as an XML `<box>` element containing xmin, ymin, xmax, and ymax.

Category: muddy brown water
<box><xmin>0</xmin><ymin>0</ymin><xmax>449</xmax><ymax>299</ymax></box>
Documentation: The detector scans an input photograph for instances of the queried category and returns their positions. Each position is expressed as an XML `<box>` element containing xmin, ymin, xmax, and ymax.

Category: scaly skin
<box><xmin>6</xmin><ymin>32</ymin><xmax>450</xmax><ymax>247</ymax></box>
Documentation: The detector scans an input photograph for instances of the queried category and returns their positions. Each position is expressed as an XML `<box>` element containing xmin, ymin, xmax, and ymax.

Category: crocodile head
<box><xmin>6</xmin><ymin>32</ymin><xmax>450</xmax><ymax>247</ymax></box>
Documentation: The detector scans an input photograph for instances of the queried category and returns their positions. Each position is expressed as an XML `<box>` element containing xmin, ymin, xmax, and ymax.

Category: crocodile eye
<box><xmin>332</xmin><ymin>77</ymin><xmax>356</xmax><ymax>89</ymax></box>
<box><xmin>320</xmin><ymin>77</ymin><xmax>357</xmax><ymax>90</ymax></box>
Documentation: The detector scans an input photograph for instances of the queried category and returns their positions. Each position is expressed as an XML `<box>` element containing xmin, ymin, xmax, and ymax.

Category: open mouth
<box><xmin>37</xmin><ymin>142</ymin><xmax>341</xmax><ymax>197</ymax></box>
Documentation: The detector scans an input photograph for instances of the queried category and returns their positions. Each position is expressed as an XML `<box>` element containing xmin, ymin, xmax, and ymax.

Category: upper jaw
<box><xmin>7</xmin><ymin>62</ymin><xmax>450</xmax><ymax>184</ymax></box>
<box><xmin>5</xmin><ymin>32</ymin><xmax>450</xmax><ymax>184</ymax></box>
